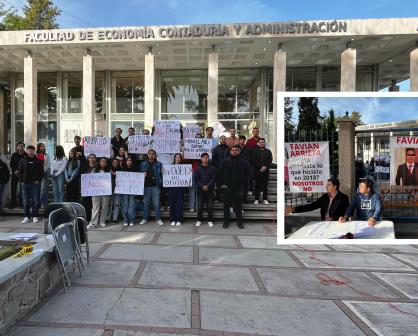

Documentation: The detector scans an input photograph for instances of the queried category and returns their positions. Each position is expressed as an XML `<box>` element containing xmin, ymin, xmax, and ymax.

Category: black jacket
<box><xmin>251</xmin><ymin>147</ymin><xmax>273</xmax><ymax>171</ymax></box>
<box><xmin>111</xmin><ymin>136</ymin><xmax>126</xmax><ymax>157</ymax></box>
<box><xmin>18</xmin><ymin>155</ymin><xmax>43</xmax><ymax>183</ymax></box>
<box><xmin>238</xmin><ymin>146</ymin><xmax>251</xmax><ymax>163</ymax></box>
<box><xmin>395</xmin><ymin>163</ymin><xmax>418</xmax><ymax>186</ymax></box>
<box><xmin>218</xmin><ymin>156</ymin><xmax>248</xmax><ymax>190</ymax></box>
<box><xmin>212</xmin><ymin>143</ymin><xmax>229</xmax><ymax>168</ymax></box>
<box><xmin>0</xmin><ymin>159</ymin><xmax>10</xmax><ymax>184</ymax></box>
<box><xmin>10</xmin><ymin>152</ymin><xmax>27</xmax><ymax>172</ymax></box>
<box><xmin>294</xmin><ymin>191</ymin><xmax>350</xmax><ymax>221</ymax></box>
<box><xmin>194</xmin><ymin>164</ymin><xmax>216</xmax><ymax>191</ymax></box>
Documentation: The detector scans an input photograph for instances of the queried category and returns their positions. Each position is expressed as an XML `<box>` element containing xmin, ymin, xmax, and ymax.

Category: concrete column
<box><xmin>338</xmin><ymin>116</ymin><xmax>356</xmax><ymax>197</ymax></box>
<box><xmin>144</xmin><ymin>49</ymin><xmax>155</xmax><ymax>129</ymax></box>
<box><xmin>273</xmin><ymin>47</ymin><xmax>286</xmax><ymax>163</ymax></box>
<box><xmin>0</xmin><ymin>89</ymin><xmax>6</xmax><ymax>153</ymax></box>
<box><xmin>340</xmin><ymin>47</ymin><xmax>356</xmax><ymax>92</ymax></box>
<box><xmin>207</xmin><ymin>49</ymin><xmax>218</xmax><ymax>125</ymax></box>
<box><xmin>370</xmin><ymin>132</ymin><xmax>374</xmax><ymax>159</ymax></box>
<box><xmin>410</xmin><ymin>47</ymin><xmax>418</xmax><ymax>91</ymax></box>
<box><xmin>24</xmin><ymin>52</ymin><xmax>37</xmax><ymax>146</ymax></box>
<box><xmin>82</xmin><ymin>49</ymin><xmax>95</xmax><ymax>137</ymax></box>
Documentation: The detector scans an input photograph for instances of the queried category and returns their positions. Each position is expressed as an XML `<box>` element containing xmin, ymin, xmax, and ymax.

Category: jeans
<box><xmin>223</xmin><ymin>187</ymin><xmax>243</xmax><ymax>226</ymax></box>
<box><xmin>254</xmin><ymin>170</ymin><xmax>269</xmax><ymax>201</ymax></box>
<box><xmin>0</xmin><ymin>182</ymin><xmax>5</xmax><ymax>212</ymax></box>
<box><xmin>22</xmin><ymin>182</ymin><xmax>40</xmax><ymax>218</ymax></box>
<box><xmin>197</xmin><ymin>189</ymin><xmax>214</xmax><ymax>222</ymax></box>
<box><xmin>168</xmin><ymin>188</ymin><xmax>184</xmax><ymax>222</ymax></box>
<box><xmin>40</xmin><ymin>170</ymin><xmax>49</xmax><ymax>207</ymax></box>
<box><xmin>188</xmin><ymin>176</ymin><xmax>197</xmax><ymax>209</ymax></box>
<box><xmin>121</xmin><ymin>194</ymin><xmax>136</xmax><ymax>224</ymax></box>
<box><xmin>52</xmin><ymin>173</ymin><xmax>65</xmax><ymax>202</ymax></box>
<box><xmin>107</xmin><ymin>193</ymin><xmax>122</xmax><ymax>221</ymax></box>
<box><xmin>10</xmin><ymin>173</ymin><xmax>22</xmax><ymax>207</ymax></box>
<box><xmin>143</xmin><ymin>186</ymin><xmax>161</xmax><ymax>221</ymax></box>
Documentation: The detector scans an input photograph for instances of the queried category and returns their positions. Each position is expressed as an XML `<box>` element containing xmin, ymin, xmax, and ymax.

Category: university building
<box><xmin>0</xmin><ymin>17</ymin><xmax>418</xmax><ymax>155</ymax></box>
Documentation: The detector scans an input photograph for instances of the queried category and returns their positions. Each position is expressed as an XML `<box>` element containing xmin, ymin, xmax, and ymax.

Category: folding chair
<box><xmin>49</xmin><ymin>208</ymin><xmax>85</xmax><ymax>292</ymax></box>
<box><xmin>66</xmin><ymin>202</ymin><xmax>90</xmax><ymax>264</ymax></box>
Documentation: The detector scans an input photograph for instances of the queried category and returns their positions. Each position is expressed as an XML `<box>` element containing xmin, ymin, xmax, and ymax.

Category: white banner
<box><xmin>184</xmin><ymin>138</ymin><xmax>213</xmax><ymax>159</ymax></box>
<box><xmin>183</xmin><ymin>125</ymin><xmax>201</xmax><ymax>139</ymax></box>
<box><xmin>115</xmin><ymin>171</ymin><xmax>145</xmax><ymax>195</ymax></box>
<box><xmin>150</xmin><ymin>138</ymin><xmax>181</xmax><ymax>154</ymax></box>
<box><xmin>285</xmin><ymin>141</ymin><xmax>330</xmax><ymax>193</ymax></box>
<box><xmin>154</xmin><ymin>120</ymin><xmax>181</xmax><ymax>139</ymax></box>
<box><xmin>163</xmin><ymin>164</ymin><xmax>193</xmax><ymax>187</ymax></box>
<box><xmin>210</xmin><ymin>121</ymin><xmax>225</xmax><ymax>138</ymax></box>
<box><xmin>127</xmin><ymin>135</ymin><xmax>151</xmax><ymax>154</ymax></box>
<box><xmin>84</xmin><ymin>136</ymin><xmax>111</xmax><ymax>158</ymax></box>
<box><xmin>390</xmin><ymin>136</ymin><xmax>418</xmax><ymax>186</ymax></box>
<box><xmin>81</xmin><ymin>173</ymin><xmax>112</xmax><ymax>197</ymax></box>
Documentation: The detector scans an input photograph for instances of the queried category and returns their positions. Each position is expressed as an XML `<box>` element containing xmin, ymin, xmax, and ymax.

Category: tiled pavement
<box><xmin>1</xmin><ymin>216</ymin><xmax>418</xmax><ymax>336</ymax></box>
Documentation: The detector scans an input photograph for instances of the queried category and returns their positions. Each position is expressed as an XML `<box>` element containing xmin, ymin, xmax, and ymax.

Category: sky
<box><xmin>291</xmin><ymin>97</ymin><xmax>418</xmax><ymax>125</ymax></box>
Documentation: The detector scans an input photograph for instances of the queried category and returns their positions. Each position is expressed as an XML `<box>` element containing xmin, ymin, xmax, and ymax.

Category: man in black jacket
<box><xmin>111</xmin><ymin>128</ymin><xmax>126</xmax><ymax>157</ymax></box>
<box><xmin>251</xmin><ymin>138</ymin><xmax>273</xmax><ymax>205</ymax></box>
<box><xmin>194</xmin><ymin>153</ymin><xmax>216</xmax><ymax>228</ymax></box>
<box><xmin>395</xmin><ymin>148</ymin><xmax>418</xmax><ymax>186</ymax></box>
<box><xmin>285</xmin><ymin>178</ymin><xmax>350</xmax><ymax>221</ymax></box>
<box><xmin>218</xmin><ymin>145</ymin><xmax>248</xmax><ymax>229</ymax></box>
<box><xmin>0</xmin><ymin>156</ymin><xmax>10</xmax><ymax>215</ymax></box>
<box><xmin>212</xmin><ymin>135</ymin><xmax>229</xmax><ymax>202</ymax></box>
<box><xmin>9</xmin><ymin>142</ymin><xmax>27</xmax><ymax>208</ymax></box>
<box><xmin>71</xmin><ymin>135</ymin><xmax>85</xmax><ymax>162</ymax></box>
<box><xmin>18</xmin><ymin>145</ymin><xmax>43</xmax><ymax>224</ymax></box>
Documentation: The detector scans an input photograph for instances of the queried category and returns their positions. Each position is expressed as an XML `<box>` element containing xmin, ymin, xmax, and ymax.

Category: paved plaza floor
<box><xmin>1</xmin><ymin>216</ymin><xmax>418</xmax><ymax>336</ymax></box>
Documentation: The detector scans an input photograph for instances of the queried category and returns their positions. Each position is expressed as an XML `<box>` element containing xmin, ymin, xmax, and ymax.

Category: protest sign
<box><xmin>81</xmin><ymin>173</ymin><xmax>112</xmax><ymax>197</ymax></box>
<box><xmin>183</xmin><ymin>125</ymin><xmax>201</xmax><ymax>139</ymax></box>
<box><xmin>285</xmin><ymin>141</ymin><xmax>330</xmax><ymax>192</ymax></box>
<box><xmin>115</xmin><ymin>171</ymin><xmax>145</xmax><ymax>195</ymax></box>
<box><xmin>150</xmin><ymin>137</ymin><xmax>181</xmax><ymax>154</ymax></box>
<box><xmin>163</xmin><ymin>164</ymin><xmax>193</xmax><ymax>187</ymax></box>
<box><xmin>184</xmin><ymin>138</ymin><xmax>212</xmax><ymax>159</ymax></box>
<box><xmin>390</xmin><ymin>136</ymin><xmax>418</xmax><ymax>186</ymax></box>
<box><xmin>210</xmin><ymin>121</ymin><xmax>225</xmax><ymax>138</ymax></box>
<box><xmin>154</xmin><ymin>120</ymin><xmax>181</xmax><ymax>139</ymax></box>
<box><xmin>127</xmin><ymin>135</ymin><xmax>151</xmax><ymax>154</ymax></box>
<box><xmin>84</xmin><ymin>136</ymin><xmax>111</xmax><ymax>158</ymax></box>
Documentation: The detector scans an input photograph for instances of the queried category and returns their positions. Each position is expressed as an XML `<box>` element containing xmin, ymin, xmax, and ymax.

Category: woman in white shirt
<box><xmin>50</xmin><ymin>145</ymin><xmax>68</xmax><ymax>202</ymax></box>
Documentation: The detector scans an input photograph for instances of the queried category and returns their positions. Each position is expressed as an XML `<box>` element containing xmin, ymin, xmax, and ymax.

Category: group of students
<box><xmin>285</xmin><ymin>177</ymin><xmax>383</xmax><ymax>226</ymax></box>
<box><xmin>0</xmin><ymin>125</ymin><xmax>273</xmax><ymax>230</ymax></box>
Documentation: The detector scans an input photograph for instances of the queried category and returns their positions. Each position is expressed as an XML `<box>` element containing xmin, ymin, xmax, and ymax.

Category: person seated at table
<box><xmin>285</xmin><ymin>178</ymin><xmax>349</xmax><ymax>221</ymax></box>
<box><xmin>339</xmin><ymin>178</ymin><xmax>382</xmax><ymax>226</ymax></box>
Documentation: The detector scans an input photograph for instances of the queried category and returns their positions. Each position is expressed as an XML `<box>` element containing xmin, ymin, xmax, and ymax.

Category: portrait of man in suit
<box><xmin>395</xmin><ymin>147</ymin><xmax>418</xmax><ymax>186</ymax></box>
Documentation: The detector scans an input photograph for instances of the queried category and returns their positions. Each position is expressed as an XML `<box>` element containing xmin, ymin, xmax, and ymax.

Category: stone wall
<box><xmin>0</xmin><ymin>253</ymin><xmax>61</xmax><ymax>334</ymax></box>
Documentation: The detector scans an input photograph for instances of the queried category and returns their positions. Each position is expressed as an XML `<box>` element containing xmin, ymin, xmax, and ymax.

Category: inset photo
<box><xmin>278</xmin><ymin>92</ymin><xmax>418</xmax><ymax>243</ymax></box>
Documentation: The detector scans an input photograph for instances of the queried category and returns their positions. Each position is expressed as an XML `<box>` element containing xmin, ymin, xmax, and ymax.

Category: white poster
<box><xmin>390</xmin><ymin>136</ymin><xmax>418</xmax><ymax>186</ymax></box>
<box><xmin>81</xmin><ymin>173</ymin><xmax>112</xmax><ymax>197</ymax></box>
<box><xmin>210</xmin><ymin>121</ymin><xmax>225</xmax><ymax>138</ymax></box>
<box><xmin>184</xmin><ymin>138</ymin><xmax>213</xmax><ymax>160</ymax></box>
<box><xmin>154</xmin><ymin>120</ymin><xmax>181</xmax><ymax>139</ymax></box>
<box><xmin>183</xmin><ymin>125</ymin><xmax>201</xmax><ymax>139</ymax></box>
<box><xmin>150</xmin><ymin>138</ymin><xmax>181</xmax><ymax>154</ymax></box>
<box><xmin>163</xmin><ymin>164</ymin><xmax>193</xmax><ymax>187</ymax></box>
<box><xmin>127</xmin><ymin>135</ymin><xmax>151</xmax><ymax>154</ymax></box>
<box><xmin>115</xmin><ymin>171</ymin><xmax>145</xmax><ymax>195</ymax></box>
<box><xmin>84</xmin><ymin>136</ymin><xmax>111</xmax><ymax>158</ymax></box>
<box><xmin>285</xmin><ymin>141</ymin><xmax>330</xmax><ymax>193</ymax></box>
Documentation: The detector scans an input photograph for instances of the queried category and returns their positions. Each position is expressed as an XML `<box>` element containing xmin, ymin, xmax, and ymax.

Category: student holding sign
<box><xmin>166</xmin><ymin>153</ymin><xmax>187</xmax><ymax>226</ymax></box>
<box><xmin>119</xmin><ymin>156</ymin><xmax>139</xmax><ymax>227</ymax></box>
<box><xmin>87</xmin><ymin>157</ymin><xmax>111</xmax><ymax>229</ymax></box>
<box><xmin>81</xmin><ymin>154</ymin><xmax>97</xmax><ymax>222</ymax></box>
<box><xmin>107</xmin><ymin>158</ymin><xmax>123</xmax><ymax>224</ymax></box>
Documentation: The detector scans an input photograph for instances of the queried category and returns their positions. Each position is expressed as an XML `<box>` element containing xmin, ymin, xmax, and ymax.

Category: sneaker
<box><xmin>87</xmin><ymin>223</ymin><xmax>95</xmax><ymax>230</ymax></box>
<box><xmin>139</xmin><ymin>219</ymin><xmax>147</xmax><ymax>225</ymax></box>
<box><xmin>208</xmin><ymin>222</ymin><xmax>214</xmax><ymax>227</ymax></box>
<box><xmin>170</xmin><ymin>221</ymin><xmax>176</xmax><ymax>226</ymax></box>
<box><xmin>254</xmin><ymin>200</ymin><xmax>259</xmax><ymax>205</ymax></box>
<box><xmin>196</xmin><ymin>221</ymin><xmax>202</xmax><ymax>227</ymax></box>
<box><xmin>99</xmin><ymin>223</ymin><xmax>106</xmax><ymax>227</ymax></box>
<box><xmin>263</xmin><ymin>200</ymin><xmax>270</xmax><ymax>205</ymax></box>
<box><xmin>247</xmin><ymin>191</ymin><xmax>252</xmax><ymax>196</ymax></box>
<box><xmin>32</xmin><ymin>217</ymin><xmax>39</xmax><ymax>223</ymax></box>
<box><xmin>176</xmin><ymin>222</ymin><xmax>181</xmax><ymax>226</ymax></box>
<box><xmin>123</xmin><ymin>223</ymin><xmax>129</xmax><ymax>227</ymax></box>
<box><xmin>22</xmin><ymin>217</ymin><xmax>30</xmax><ymax>224</ymax></box>
<box><xmin>129</xmin><ymin>222</ymin><xmax>135</xmax><ymax>227</ymax></box>
<box><xmin>156</xmin><ymin>219</ymin><xmax>164</xmax><ymax>226</ymax></box>
<box><xmin>190</xmin><ymin>208</ymin><xmax>195</xmax><ymax>212</ymax></box>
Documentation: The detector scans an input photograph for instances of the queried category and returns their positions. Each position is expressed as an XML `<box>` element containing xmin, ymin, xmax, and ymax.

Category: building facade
<box><xmin>0</xmin><ymin>18</ymin><xmax>418</xmax><ymax>155</ymax></box>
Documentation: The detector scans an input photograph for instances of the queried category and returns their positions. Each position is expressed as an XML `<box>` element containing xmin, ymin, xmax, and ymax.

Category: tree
<box><xmin>335</xmin><ymin>110</ymin><xmax>364</xmax><ymax>127</ymax></box>
<box><xmin>296</xmin><ymin>97</ymin><xmax>321</xmax><ymax>134</ymax></box>
<box><xmin>284</xmin><ymin>97</ymin><xmax>294</xmax><ymax>134</ymax></box>
<box><xmin>1</xmin><ymin>0</ymin><xmax>61</xmax><ymax>31</ymax></box>
<box><xmin>0</xmin><ymin>1</ymin><xmax>14</xmax><ymax>30</ymax></box>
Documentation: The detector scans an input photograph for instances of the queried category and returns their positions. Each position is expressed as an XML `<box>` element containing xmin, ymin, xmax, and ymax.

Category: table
<box><xmin>288</xmin><ymin>220</ymin><xmax>395</xmax><ymax>239</ymax></box>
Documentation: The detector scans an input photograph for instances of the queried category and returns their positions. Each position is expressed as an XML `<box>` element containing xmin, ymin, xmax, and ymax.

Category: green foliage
<box><xmin>296</xmin><ymin>97</ymin><xmax>321</xmax><ymax>134</ymax></box>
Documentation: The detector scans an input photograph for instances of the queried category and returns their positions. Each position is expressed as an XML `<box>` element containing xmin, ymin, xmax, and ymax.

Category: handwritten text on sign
<box><xmin>128</xmin><ymin>135</ymin><xmax>152</xmax><ymax>154</ymax></box>
<box><xmin>151</xmin><ymin>138</ymin><xmax>181</xmax><ymax>154</ymax></box>
<box><xmin>184</xmin><ymin>138</ymin><xmax>213</xmax><ymax>159</ymax></box>
<box><xmin>81</xmin><ymin>173</ymin><xmax>112</xmax><ymax>196</ymax></box>
<box><xmin>84</xmin><ymin>136</ymin><xmax>111</xmax><ymax>158</ymax></box>
<box><xmin>163</xmin><ymin>164</ymin><xmax>193</xmax><ymax>187</ymax></box>
<box><xmin>154</xmin><ymin>120</ymin><xmax>181</xmax><ymax>139</ymax></box>
<box><xmin>183</xmin><ymin>125</ymin><xmax>201</xmax><ymax>139</ymax></box>
<box><xmin>285</xmin><ymin>141</ymin><xmax>330</xmax><ymax>192</ymax></box>
<box><xmin>115</xmin><ymin>171</ymin><xmax>145</xmax><ymax>195</ymax></box>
